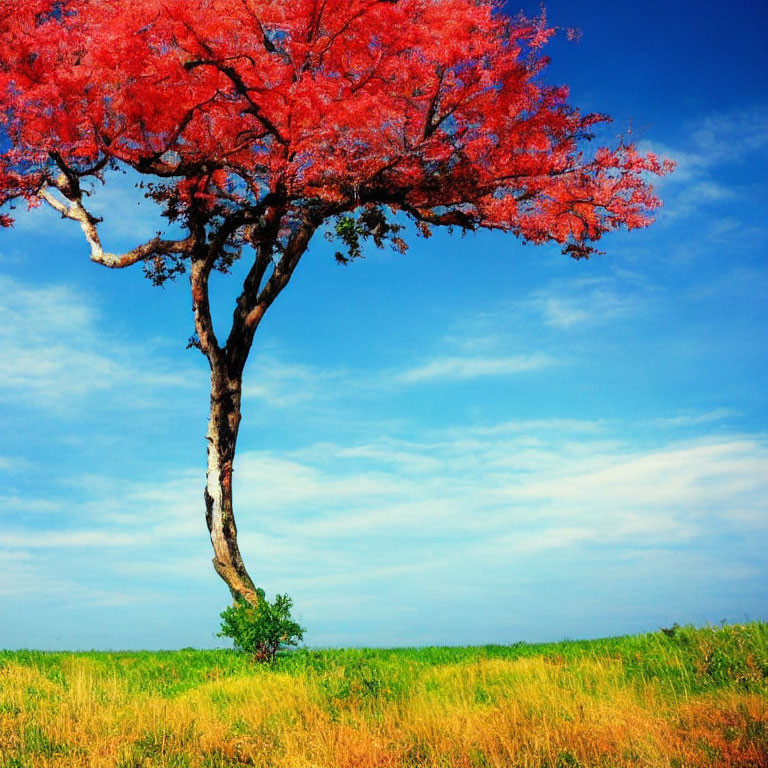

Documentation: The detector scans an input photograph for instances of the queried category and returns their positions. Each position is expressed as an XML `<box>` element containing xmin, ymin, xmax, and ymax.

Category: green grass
<box><xmin>1</xmin><ymin>622</ymin><xmax>766</xmax><ymax>767</ymax></box>
<box><xmin>5</xmin><ymin>621</ymin><xmax>765</xmax><ymax>696</ymax></box>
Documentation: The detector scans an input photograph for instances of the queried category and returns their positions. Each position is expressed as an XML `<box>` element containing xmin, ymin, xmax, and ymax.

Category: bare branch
<box><xmin>184</xmin><ymin>58</ymin><xmax>289</xmax><ymax>147</ymax></box>
<box><xmin>39</xmin><ymin>183</ymin><xmax>194</xmax><ymax>268</ymax></box>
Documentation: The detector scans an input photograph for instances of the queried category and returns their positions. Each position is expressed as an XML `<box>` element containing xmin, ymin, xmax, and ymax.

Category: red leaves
<box><xmin>0</xmin><ymin>0</ymin><xmax>671</xmax><ymax>253</ymax></box>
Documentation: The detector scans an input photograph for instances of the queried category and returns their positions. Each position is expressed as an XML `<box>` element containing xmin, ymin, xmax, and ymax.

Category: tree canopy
<box><xmin>1</xmin><ymin>0</ymin><xmax>670</xmax><ymax>263</ymax></box>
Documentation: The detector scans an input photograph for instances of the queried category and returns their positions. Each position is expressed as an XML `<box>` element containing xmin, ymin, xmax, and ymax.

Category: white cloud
<box><xmin>0</xmin><ymin>456</ymin><xmax>35</xmax><ymax>472</ymax></box>
<box><xmin>535</xmin><ymin>297</ymin><xmax>590</xmax><ymax>328</ymax></box>
<box><xmin>241</xmin><ymin>347</ymin><xmax>557</xmax><ymax>404</ymax></box>
<box><xmin>208</xmin><ymin>429</ymin><xmax>768</xmax><ymax>562</ymax></box>
<box><xmin>2</xmin><ymin>415</ymin><xmax>765</xmax><ymax>644</ymax></box>
<box><xmin>451</xmin><ymin>418</ymin><xmax>607</xmax><ymax>437</ymax></box>
<box><xmin>0</xmin><ymin>548</ymin><xmax>146</xmax><ymax>606</ymax></box>
<box><xmin>638</xmin><ymin>105</ymin><xmax>768</xmax><ymax>220</ymax></box>
<box><xmin>525</xmin><ymin>275</ymin><xmax>649</xmax><ymax>329</ymax></box>
<box><xmin>642</xmin><ymin>107</ymin><xmax>768</xmax><ymax>181</ymax></box>
<box><xmin>508</xmin><ymin>438</ymin><xmax>767</xmax><ymax>520</ymax></box>
<box><xmin>20</xmin><ymin>423</ymin><xmax>757</xmax><ymax>560</ymax></box>
<box><xmin>1</xmin><ymin>529</ymin><xmax>145</xmax><ymax>549</ymax></box>
<box><xmin>233</xmin><ymin>452</ymin><xmax>405</xmax><ymax>511</ymax></box>
<box><xmin>0</xmin><ymin>274</ymin><xmax>197</xmax><ymax>412</ymax></box>
<box><xmin>219</xmin><ymin>429</ymin><xmax>768</xmax><ymax>607</ymax></box>
<box><xmin>688</xmin><ymin>108</ymin><xmax>768</xmax><ymax>162</ymax></box>
<box><xmin>0</xmin><ymin>495</ymin><xmax>61</xmax><ymax>515</ymax></box>
<box><xmin>651</xmin><ymin>408</ymin><xmax>738</xmax><ymax>428</ymax></box>
<box><xmin>663</xmin><ymin>180</ymin><xmax>736</xmax><ymax>220</ymax></box>
<box><xmin>395</xmin><ymin>352</ymin><xmax>554</xmax><ymax>384</ymax></box>
<box><xmin>240</xmin><ymin>347</ymin><xmax>556</xmax><ymax>399</ymax></box>
<box><xmin>242</xmin><ymin>356</ymin><xmax>342</xmax><ymax>407</ymax></box>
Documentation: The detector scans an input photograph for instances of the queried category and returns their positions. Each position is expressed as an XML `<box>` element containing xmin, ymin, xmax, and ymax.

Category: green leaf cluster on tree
<box><xmin>327</xmin><ymin>206</ymin><xmax>408</xmax><ymax>264</ymax></box>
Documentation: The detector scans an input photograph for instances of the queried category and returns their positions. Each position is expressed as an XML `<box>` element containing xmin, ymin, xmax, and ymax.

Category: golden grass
<box><xmin>1</xmin><ymin>649</ymin><xmax>766</xmax><ymax>768</ymax></box>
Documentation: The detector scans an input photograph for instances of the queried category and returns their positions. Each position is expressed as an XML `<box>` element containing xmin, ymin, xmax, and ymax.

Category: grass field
<box><xmin>0</xmin><ymin>623</ymin><xmax>766</xmax><ymax>768</ymax></box>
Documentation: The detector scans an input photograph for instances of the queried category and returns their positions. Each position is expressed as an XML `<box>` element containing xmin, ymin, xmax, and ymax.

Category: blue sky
<box><xmin>1</xmin><ymin>0</ymin><xmax>766</xmax><ymax>650</ymax></box>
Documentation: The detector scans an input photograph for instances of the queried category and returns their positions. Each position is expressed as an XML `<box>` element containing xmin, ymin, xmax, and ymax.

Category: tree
<box><xmin>218</xmin><ymin>590</ymin><xmax>305</xmax><ymax>663</ymax></box>
<box><xmin>0</xmin><ymin>0</ymin><xmax>671</xmax><ymax>606</ymax></box>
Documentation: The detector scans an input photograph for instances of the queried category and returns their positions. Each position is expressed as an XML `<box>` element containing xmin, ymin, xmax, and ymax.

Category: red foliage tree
<box><xmin>0</xmin><ymin>0</ymin><xmax>672</xmax><ymax>605</ymax></box>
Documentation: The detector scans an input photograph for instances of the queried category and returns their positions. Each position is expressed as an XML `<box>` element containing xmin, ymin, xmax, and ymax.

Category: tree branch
<box><xmin>224</xmin><ymin>238</ymin><xmax>275</xmax><ymax>376</ymax></box>
<box><xmin>191</xmin><ymin>253</ymin><xmax>223</xmax><ymax>364</ymax></box>
<box><xmin>247</xmin><ymin>220</ymin><xmax>317</xmax><ymax>325</ymax></box>
<box><xmin>223</xmin><ymin>210</ymin><xmax>322</xmax><ymax>376</ymax></box>
<box><xmin>39</xmin><ymin>183</ymin><xmax>195</xmax><ymax>268</ymax></box>
<box><xmin>184</xmin><ymin>59</ymin><xmax>288</xmax><ymax>147</ymax></box>
<box><xmin>423</xmin><ymin>67</ymin><xmax>445</xmax><ymax>140</ymax></box>
<box><xmin>237</xmin><ymin>0</ymin><xmax>280</xmax><ymax>54</ymax></box>
<box><xmin>399</xmin><ymin>202</ymin><xmax>479</xmax><ymax>230</ymax></box>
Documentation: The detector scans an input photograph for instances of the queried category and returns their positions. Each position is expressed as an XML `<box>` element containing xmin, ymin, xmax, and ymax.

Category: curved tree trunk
<box><xmin>192</xmin><ymin>217</ymin><xmax>318</xmax><ymax>606</ymax></box>
<box><xmin>203</xmin><ymin>367</ymin><xmax>259</xmax><ymax>605</ymax></box>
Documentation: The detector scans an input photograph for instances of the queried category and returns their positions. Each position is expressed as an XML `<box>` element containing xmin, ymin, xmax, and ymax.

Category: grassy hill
<box><xmin>1</xmin><ymin>623</ymin><xmax>766</xmax><ymax>767</ymax></box>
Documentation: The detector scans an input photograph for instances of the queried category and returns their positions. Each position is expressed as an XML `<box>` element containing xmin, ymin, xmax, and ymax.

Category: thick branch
<box><xmin>39</xmin><ymin>183</ymin><xmax>195</xmax><ymax>268</ymax></box>
<box><xmin>405</xmin><ymin>204</ymin><xmax>479</xmax><ymax>230</ymax></box>
<box><xmin>224</xmin><ymin>213</ymin><xmax>320</xmax><ymax>376</ymax></box>
<box><xmin>248</xmin><ymin>220</ymin><xmax>319</xmax><ymax>325</ymax></box>
<box><xmin>224</xmin><ymin>239</ymin><xmax>276</xmax><ymax>376</ymax></box>
<box><xmin>207</xmin><ymin>191</ymin><xmax>285</xmax><ymax>257</ymax></box>
<box><xmin>190</xmin><ymin>255</ymin><xmax>222</xmax><ymax>365</ymax></box>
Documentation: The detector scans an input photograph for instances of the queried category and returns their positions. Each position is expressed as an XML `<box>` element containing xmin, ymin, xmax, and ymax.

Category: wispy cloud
<box><xmin>639</xmin><ymin>105</ymin><xmax>768</xmax><ymax>220</ymax></box>
<box><xmin>1</xmin><ymin>529</ymin><xmax>145</xmax><ymax>549</ymax></box>
<box><xmin>240</xmin><ymin>347</ymin><xmax>556</xmax><ymax>400</ymax></box>
<box><xmin>642</xmin><ymin>106</ymin><xmax>768</xmax><ymax>183</ymax></box>
<box><xmin>395</xmin><ymin>353</ymin><xmax>554</xmax><ymax>385</ymax></box>
<box><xmin>226</xmin><ymin>431</ymin><xmax>768</xmax><ymax>586</ymax></box>
<box><xmin>524</xmin><ymin>275</ymin><xmax>651</xmax><ymax>330</ymax></box>
<box><xmin>0</xmin><ymin>548</ymin><xmax>150</xmax><ymax>607</ymax></box>
<box><xmin>688</xmin><ymin>108</ymin><xmax>768</xmax><ymax>164</ymax></box>
<box><xmin>226</xmin><ymin>271</ymin><xmax>652</xmax><ymax>403</ymax></box>
<box><xmin>20</xmin><ymin>419</ymin><xmax>760</xmax><ymax>554</ymax></box>
<box><xmin>242</xmin><ymin>356</ymin><xmax>342</xmax><ymax>407</ymax></box>
<box><xmin>3</xmin><ymin>415</ymin><xmax>765</xmax><ymax>645</ymax></box>
<box><xmin>651</xmin><ymin>408</ymin><xmax>739</xmax><ymax>428</ymax></box>
<box><xmin>0</xmin><ymin>274</ymin><xmax>197</xmax><ymax>413</ymax></box>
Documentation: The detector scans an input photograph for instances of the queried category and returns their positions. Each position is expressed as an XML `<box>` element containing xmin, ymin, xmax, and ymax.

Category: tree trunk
<box><xmin>193</xmin><ymin>219</ymin><xmax>317</xmax><ymax>606</ymax></box>
<box><xmin>203</xmin><ymin>369</ymin><xmax>259</xmax><ymax>605</ymax></box>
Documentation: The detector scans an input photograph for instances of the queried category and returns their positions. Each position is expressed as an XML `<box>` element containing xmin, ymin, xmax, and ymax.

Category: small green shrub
<box><xmin>218</xmin><ymin>590</ymin><xmax>305</xmax><ymax>664</ymax></box>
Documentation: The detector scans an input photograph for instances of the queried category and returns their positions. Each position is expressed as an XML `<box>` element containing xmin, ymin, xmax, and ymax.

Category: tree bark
<box><xmin>203</xmin><ymin>365</ymin><xmax>259</xmax><ymax>605</ymax></box>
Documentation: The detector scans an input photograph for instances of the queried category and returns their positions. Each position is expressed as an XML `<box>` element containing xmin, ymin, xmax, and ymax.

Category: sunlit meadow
<box><xmin>1</xmin><ymin>624</ymin><xmax>766</xmax><ymax>768</ymax></box>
